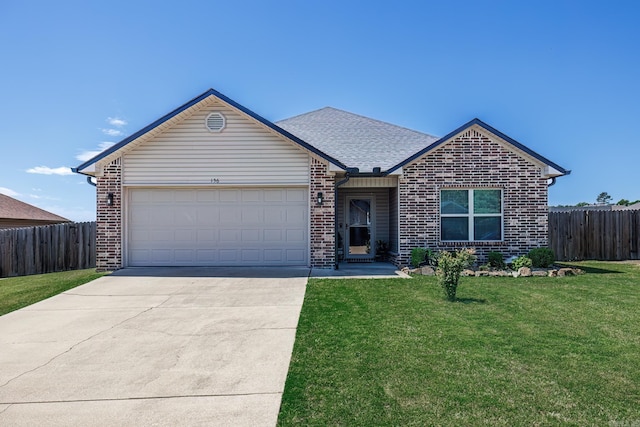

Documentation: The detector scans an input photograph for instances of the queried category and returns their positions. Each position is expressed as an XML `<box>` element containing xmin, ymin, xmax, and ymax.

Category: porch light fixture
<box><xmin>317</xmin><ymin>192</ymin><xmax>324</xmax><ymax>205</ymax></box>
<box><xmin>107</xmin><ymin>193</ymin><xmax>114</xmax><ymax>206</ymax></box>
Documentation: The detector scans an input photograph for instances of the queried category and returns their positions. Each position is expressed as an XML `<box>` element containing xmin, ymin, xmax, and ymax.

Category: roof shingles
<box><xmin>276</xmin><ymin>107</ymin><xmax>439</xmax><ymax>172</ymax></box>
<box><xmin>0</xmin><ymin>194</ymin><xmax>69</xmax><ymax>222</ymax></box>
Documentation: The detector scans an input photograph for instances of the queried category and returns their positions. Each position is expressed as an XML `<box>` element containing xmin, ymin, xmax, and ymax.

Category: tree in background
<box><xmin>616</xmin><ymin>199</ymin><xmax>640</xmax><ymax>206</ymax></box>
<box><xmin>596</xmin><ymin>192</ymin><xmax>612</xmax><ymax>205</ymax></box>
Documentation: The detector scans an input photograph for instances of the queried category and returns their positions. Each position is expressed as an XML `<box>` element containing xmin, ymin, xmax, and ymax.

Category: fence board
<box><xmin>0</xmin><ymin>222</ymin><xmax>97</xmax><ymax>278</ymax></box>
<box><xmin>549</xmin><ymin>210</ymin><xmax>640</xmax><ymax>261</ymax></box>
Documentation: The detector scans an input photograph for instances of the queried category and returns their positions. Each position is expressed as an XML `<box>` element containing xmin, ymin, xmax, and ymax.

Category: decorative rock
<box><xmin>532</xmin><ymin>270</ymin><xmax>548</xmax><ymax>277</ymax></box>
<box><xmin>548</xmin><ymin>269</ymin><xmax>558</xmax><ymax>277</ymax></box>
<box><xmin>475</xmin><ymin>271</ymin><xmax>490</xmax><ymax>277</ymax></box>
<box><xmin>420</xmin><ymin>266</ymin><xmax>435</xmax><ymax>276</ymax></box>
<box><xmin>558</xmin><ymin>268</ymin><xmax>576</xmax><ymax>277</ymax></box>
<box><xmin>489</xmin><ymin>270</ymin><xmax>510</xmax><ymax>277</ymax></box>
<box><xmin>518</xmin><ymin>267</ymin><xmax>532</xmax><ymax>277</ymax></box>
<box><xmin>461</xmin><ymin>269</ymin><xmax>476</xmax><ymax>277</ymax></box>
<box><xmin>572</xmin><ymin>268</ymin><xmax>585</xmax><ymax>275</ymax></box>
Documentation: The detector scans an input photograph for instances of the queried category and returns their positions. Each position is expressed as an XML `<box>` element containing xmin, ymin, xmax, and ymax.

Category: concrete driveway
<box><xmin>0</xmin><ymin>267</ymin><xmax>309</xmax><ymax>426</ymax></box>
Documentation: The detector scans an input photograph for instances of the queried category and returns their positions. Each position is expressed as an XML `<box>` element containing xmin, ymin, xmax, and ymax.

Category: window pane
<box><xmin>474</xmin><ymin>217</ymin><xmax>501</xmax><ymax>240</ymax></box>
<box><xmin>474</xmin><ymin>189</ymin><xmax>501</xmax><ymax>214</ymax></box>
<box><xmin>441</xmin><ymin>217</ymin><xmax>469</xmax><ymax>241</ymax></box>
<box><xmin>441</xmin><ymin>190</ymin><xmax>469</xmax><ymax>214</ymax></box>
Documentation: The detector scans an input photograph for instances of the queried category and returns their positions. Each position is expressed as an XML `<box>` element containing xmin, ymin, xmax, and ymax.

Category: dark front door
<box><xmin>346</xmin><ymin>197</ymin><xmax>374</xmax><ymax>261</ymax></box>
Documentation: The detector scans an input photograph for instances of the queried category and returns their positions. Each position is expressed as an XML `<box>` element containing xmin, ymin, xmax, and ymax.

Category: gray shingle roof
<box><xmin>276</xmin><ymin>107</ymin><xmax>439</xmax><ymax>172</ymax></box>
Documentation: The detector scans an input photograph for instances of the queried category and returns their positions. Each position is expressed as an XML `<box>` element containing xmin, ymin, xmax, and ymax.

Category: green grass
<box><xmin>0</xmin><ymin>269</ymin><xmax>106</xmax><ymax>316</ymax></box>
<box><xmin>278</xmin><ymin>261</ymin><xmax>640</xmax><ymax>426</ymax></box>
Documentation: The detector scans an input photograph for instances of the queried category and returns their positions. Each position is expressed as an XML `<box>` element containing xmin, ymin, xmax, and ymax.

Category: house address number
<box><xmin>210</xmin><ymin>178</ymin><xmax>220</xmax><ymax>184</ymax></box>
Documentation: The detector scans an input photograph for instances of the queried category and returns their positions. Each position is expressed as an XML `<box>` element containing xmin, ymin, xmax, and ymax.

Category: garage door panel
<box><xmin>286</xmin><ymin>189</ymin><xmax>306</xmax><ymax>202</ymax></box>
<box><xmin>219</xmin><ymin>190</ymin><xmax>239</xmax><ymax>202</ymax></box>
<box><xmin>196</xmin><ymin>250</ymin><xmax>216</xmax><ymax>262</ymax></box>
<box><xmin>286</xmin><ymin>229</ymin><xmax>305</xmax><ymax>243</ymax></box>
<box><xmin>264</xmin><ymin>190</ymin><xmax>284</xmax><ymax>202</ymax></box>
<box><xmin>219</xmin><ymin>249</ymin><xmax>239</xmax><ymax>262</ymax></box>
<box><xmin>128</xmin><ymin>188</ymin><xmax>308</xmax><ymax>266</ymax></box>
<box><xmin>151</xmin><ymin>191</ymin><xmax>174</xmax><ymax>203</ymax></box>
<box><xmin>286</xmin><ymin>249</ymin><xmax>306</xmax><ymax>262</ymax></box>
<box><xmin>264</xmin><ymin>229</ymin><xmax>282</xmax><ymax>242</ymax></box>
<box><xmin>241</xmin><ymin>208</ymin><xmax>262</xmax><ymax>223</ymax></box>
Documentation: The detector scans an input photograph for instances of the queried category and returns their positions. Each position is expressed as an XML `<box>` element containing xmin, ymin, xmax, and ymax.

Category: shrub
<box><xmin>487</xmin><ymin>251</ymin><xmax>505</xmax><ymax>269</ymax></box>
<box><xmin>512</xmin><ymin>255</ymin><xmax>532</xmax><ymax>270</ymax></box>
<box><xmin>410</xmin><ymin>247</ymin><xmax>428</xmax><ymax>268</ymax></box>
<box><xmin>528</xmin><ymin>247</ymin><xmax>555</xmax><ymax>268</ymax></box>
<box><xmin>436</xmin><ymin>248</ymin><xmax>477</xmax><ymax>301</ymax></box>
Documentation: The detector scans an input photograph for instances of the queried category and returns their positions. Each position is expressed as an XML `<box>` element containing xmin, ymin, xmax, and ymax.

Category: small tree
<box><xmin>436</xmin><ymin>248</ymin><xmax>476</xmax><ymax>301</ymax></box>
<box><xmin>596</xmin><ymin>192</ymin><xmax>612</xmax><ymax>205</ymax></box>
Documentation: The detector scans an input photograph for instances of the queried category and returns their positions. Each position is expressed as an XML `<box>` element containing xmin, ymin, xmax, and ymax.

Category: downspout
<box><xmin>334</xmin><ymin>170</ymin><xmax>353</xmax><ymax>270</ymax></box>
<box><xmin>86</xmin><ymin>176</ymin><xmax>96</xmax><ymax>187</ymax></box>
<box><xmin>547</xmin><ymin>177</ymin><xmax>557</xmax><ymax>187</ymax></box>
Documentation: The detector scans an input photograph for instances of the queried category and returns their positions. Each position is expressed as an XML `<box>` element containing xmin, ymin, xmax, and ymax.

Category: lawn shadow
<box><xmin>556</xmin><ymin>263</ymin><xmax>623</xmax><ymax>274</ymax></box>
<box><xmin>455</xmin><ymin>297</ymin><xmax>487</xmax><ymax>304</ymax></box>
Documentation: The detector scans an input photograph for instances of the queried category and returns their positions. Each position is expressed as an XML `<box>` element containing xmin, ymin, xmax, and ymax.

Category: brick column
<box><xmin>95</xmin><ymin>158</ymin><xmax>122</xmax><ymax>271</ymax></box>
<box><xmin>309</xmin><ymin>158</ymin><xmax>335</xmax><ymax>268</ymax></box>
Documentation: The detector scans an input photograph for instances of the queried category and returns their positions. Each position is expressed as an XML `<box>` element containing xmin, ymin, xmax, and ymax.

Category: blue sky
<box><xmin>1</xmin><ymin>0</ymin><xmax>639</xmax><ymax>221</ymax></box>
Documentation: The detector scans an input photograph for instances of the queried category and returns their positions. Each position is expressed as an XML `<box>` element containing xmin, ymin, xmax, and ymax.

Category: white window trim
<box><xmin>440</xmin><ymin>188</ymin><xmax>503</xmax><ymax>242</ymax></box>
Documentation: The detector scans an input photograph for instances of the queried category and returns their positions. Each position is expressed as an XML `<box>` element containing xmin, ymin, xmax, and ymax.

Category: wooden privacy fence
<box><xmin>0</xmin><ymin>222</ymin><xmax>96</xmax><ymax>278</ymax></box>
<box><xmin>549</xmin><ymin>210</ymin><xmax>640</xmax><ymax>261</ymax></box>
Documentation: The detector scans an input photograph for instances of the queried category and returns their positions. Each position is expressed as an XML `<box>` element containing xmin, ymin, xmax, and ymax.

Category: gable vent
<box><xmin>205</xmin><ymin>112</ymin><xmax>226</xmax><ymax>132</ymax></box>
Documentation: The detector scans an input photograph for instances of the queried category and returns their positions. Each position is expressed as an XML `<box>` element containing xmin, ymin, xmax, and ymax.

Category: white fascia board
<box><xmin>542</xmin><ymin>165</ymin><xmax>564</xmax><ymax>178</ymax></box>
<box><xmin>78</xmin><ymin>164</ymin><xmax>96</xmax><ymax>176</ymax></box>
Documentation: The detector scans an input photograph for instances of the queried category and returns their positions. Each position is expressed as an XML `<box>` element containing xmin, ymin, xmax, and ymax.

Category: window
<box><xmin>440</xmin><ymin>189</ymin><xmax>502</xmax><ymax>241</ymax></box>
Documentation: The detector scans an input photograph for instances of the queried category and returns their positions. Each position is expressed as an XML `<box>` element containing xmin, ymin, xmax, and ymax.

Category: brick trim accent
<box><xmin>96</xmin><ymin>158</ymin><xmax>122</xmax><ymax>271</ymax></box>
<box><xmin>309</xmin><ymin>158</ymin><xmax>335</xmax><ymax>268</ymax></box>
<box><xmin>396</xmin><ymin>130</ymin><xmax>548</xmax><ymax>266</ymax></box>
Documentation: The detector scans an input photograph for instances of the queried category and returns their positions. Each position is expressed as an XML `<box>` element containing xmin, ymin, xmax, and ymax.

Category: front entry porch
<box><xmin>336</xmin><ymin>180</ymin><xmax>399</xmax><ymax>265</ymax></box>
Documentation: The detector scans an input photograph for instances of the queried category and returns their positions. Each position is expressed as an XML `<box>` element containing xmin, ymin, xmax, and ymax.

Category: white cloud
<box><xmin>76</xmin><ymin>141</ymin><xmax>116</xmax><ymax>162</ymax></box>
<box><xmin>26</xmin><ymin>166</ymin><xmax>74</xmax><ymax>176</ymax></box>
<box><xmin>0</xmin><ymin>187</ymin><xmax>20</xmax><ymax>197</ymax></box>
<box><xmin>107</xmin><ymin>117</ymin><xmax>127</xmax><ymax>127</ymax></box>
<box><xmin>101</xmin><ymin>128</ymin><xmax>124</xmax><ymax>137</ymax></box>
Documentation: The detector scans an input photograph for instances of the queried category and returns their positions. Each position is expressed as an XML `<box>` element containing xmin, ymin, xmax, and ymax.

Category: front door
<box><xmin>346</xmin><ymin>197</ymin><xmax>374</xmax><ymax>261</ymax></box>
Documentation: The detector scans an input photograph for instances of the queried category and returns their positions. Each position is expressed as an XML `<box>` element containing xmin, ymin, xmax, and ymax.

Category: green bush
<box><xmin>512</xmin><ymin>255</ymin><xmax>533</xmax><ymax>270</ymax></box>
<box><xmin>487</xmin><ymin>251</ymin><xmax>505</xmax><ymax>269</ymax></box>
<box><xmin>410</xmin><ymin>247</ymin><xmax>428</xmax><ymax>268</ymax></box>
<box><xmin>436</xmin><ymin>248</ymin><xmax>477</xmax><ymax>301</ymax></box>
<box><xmin>528</xmin><ymin>247</ymin><xmax>555</xmax><ymax>268</ymax></box>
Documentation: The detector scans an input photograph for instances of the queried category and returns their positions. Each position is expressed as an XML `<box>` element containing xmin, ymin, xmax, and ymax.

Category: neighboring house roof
<box><xmin>0</xmin><ymin>194</ymin><xmax>70</xmax><ymax>223</ymax></box>
<box><xmin>73</xmin><ymin>88</ymin><xmax>569</xmax><ymax>178</ymax></box>
<box><xmin>276</xmin><ymin>107</ymin><xmax>439</xmax><ymax>172</ymax></box>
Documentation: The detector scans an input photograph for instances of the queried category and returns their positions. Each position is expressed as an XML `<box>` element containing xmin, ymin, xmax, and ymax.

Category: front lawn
<box><xmin>278</xmin><ymin>261</ymin><xmax>640</xmax><ymax>426</ymax></box>
<box><xmin>0</xmin><ymin>269</ymin><xmax>106</xmax><ymax>316</ymax></box>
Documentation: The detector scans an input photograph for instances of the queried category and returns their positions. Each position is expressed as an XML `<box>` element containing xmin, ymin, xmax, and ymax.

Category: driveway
<box><xmin>0</xmin><ymin>267</ymin><xmax>309</xmax><ymax>426</ymax></box>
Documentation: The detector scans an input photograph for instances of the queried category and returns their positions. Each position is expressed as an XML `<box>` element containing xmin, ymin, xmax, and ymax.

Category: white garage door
<box><xmin>127</xmin><ymin>188</ymin><xmax>308</xmax><ymax>266</ymax></box>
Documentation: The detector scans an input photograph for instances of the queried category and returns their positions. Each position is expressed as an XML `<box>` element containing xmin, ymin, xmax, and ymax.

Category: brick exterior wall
<box><xmin>395</xmin><ymin>127</ymin><xmax>549</xmax><ymax>266</ymax></box>
<box><xmin>309</xmin><ymin>158</ymin><xmax>336</xmax><ymax>268</ymax></box>
<box><xmin>96</xmin><ymin>158</ymin><xmax>122</xmax><ymax>271</ymax></box>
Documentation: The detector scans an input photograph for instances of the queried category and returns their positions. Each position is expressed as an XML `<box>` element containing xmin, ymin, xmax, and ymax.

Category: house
<box><xmin>73</xmin><ymin>88</ymin><xmax>569</xmax><ymax>271</ymax></box>
<box><xmin>0</xmin><ymin>194</ymin><xmax>70</xmax><ymax>229</ymax></box>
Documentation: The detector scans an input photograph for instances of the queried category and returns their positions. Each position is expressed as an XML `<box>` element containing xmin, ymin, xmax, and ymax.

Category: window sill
<box><xmin>439</xmin><ymin>241</ymin><xmax>504</xmax><ymax>246</ymax></box>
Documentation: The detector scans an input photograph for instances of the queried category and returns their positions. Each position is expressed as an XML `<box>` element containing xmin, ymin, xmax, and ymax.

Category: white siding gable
<box><xmin>122</xmin><ymin>100</ymin><xmax>310</xmax><ymax>185</ymax></box>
